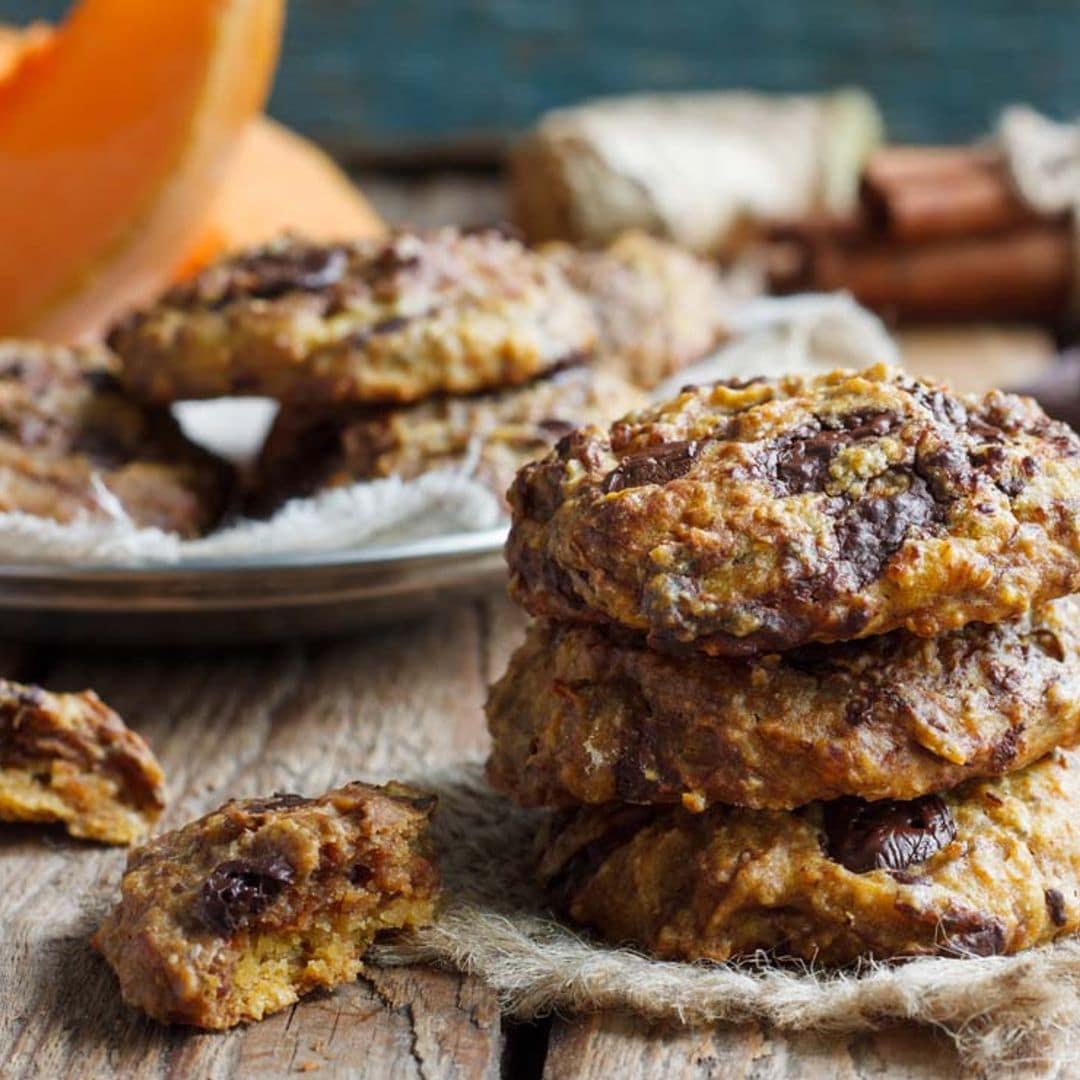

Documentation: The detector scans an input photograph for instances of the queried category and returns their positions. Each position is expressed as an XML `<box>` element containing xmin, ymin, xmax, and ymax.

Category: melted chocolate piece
<box><xmin>940</xmin><ymin>910</ymin><xmax>1007</xmax><ymax>957</ymax></box>
<box><xmin>245</xmin><ymin>793</ymin><xmax>310</xmax><ymax>814</ymax></box>
<box><xmin>823</xmin><ymin>794</ymin><xmax>957</xmax><ymax>874</ymax></box>
<box><xmin>232</xmin><ymin>246</ymin><xmax>349</xmax><ymax>301</ymax></box>
<box><xmin>774</xmin><ymin>411</ymin><xmax>899</xmax><ymax>495</ymax></box>
<box><xmin>1046</xmin><ymin>887</ymin><xmax>1068</xmax><ymax>927</ymax></box>
<box><xmin>603</xmin><ymin>440</ymin><xmax>700</xmax><ymax>493</ymax></box>
<box><xmin>198</xmin><ymin>855</ymin><xmax>295</xmax><ymax>935</ymax></box>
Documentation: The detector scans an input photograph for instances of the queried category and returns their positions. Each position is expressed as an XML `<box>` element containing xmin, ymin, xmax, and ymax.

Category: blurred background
<box><xmin>7</xmin><ymin>0</ymin><xmax>1080</xmax><ymax>163</ymax></box>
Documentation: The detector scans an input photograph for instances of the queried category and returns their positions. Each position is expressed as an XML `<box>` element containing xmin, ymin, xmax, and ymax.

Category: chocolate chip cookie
<box><xmin>0</xmin><ymin>341</ymin><xmax>231</xmax><ymax>536</ymax></box>
<box><xmin>487</xmin><ymin>596</ymin><xmax>1080</xmax><ymax>810</ymax></box>
<box><xmin>508</xmin><ymin>365</ymin><xmax>1080</xmax><ymax>655</ymax></box>
<box><xmin>543</xmin><ymin>231</ymin><xmax>729</xmax><ymax>389</ymax></box>
<box><xmin>0</xmin><ymin>678</ymin><xmax>164</xmax><ymax>844</ymax></box>
<box><xmin>110</xmin><ymin>228</ymin><xmax>598</xmax><ymax>406</ymax></box>
<box><xmin>93</xmin><ymin>782</ymin><xmax>438</xmax><ymax>1028</ymax></box>
<box><xmin>539</xmin><ymin>747</ymin><xmax>1080</xmax><ymax>964</ymax></box>
<box><xmin>250</xmin><ymin>364</ymin><xmax>646</xmax><ymax>515</ymax></box>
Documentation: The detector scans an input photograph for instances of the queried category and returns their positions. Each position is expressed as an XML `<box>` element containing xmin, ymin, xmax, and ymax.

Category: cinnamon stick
<box><xmin>784</xmin><ymin>224</ymin><xmax>1072</xmax><ymax>321</ymax></box>
<box><xmin>861</xmin><ymin>146</ymin><xmax>1039</xmax><ymax>242</ymax></box>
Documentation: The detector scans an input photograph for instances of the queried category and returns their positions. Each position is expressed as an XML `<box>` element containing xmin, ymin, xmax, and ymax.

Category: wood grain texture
<box><xmin>543</xmin><ymin>1014</ymin><xmax>968</xmax><ymax>1080</ymax></box>
<box><xmin>6</xmin><ymin>0</ymin><xmax>1080</xmax><ymax>151</ymax></box>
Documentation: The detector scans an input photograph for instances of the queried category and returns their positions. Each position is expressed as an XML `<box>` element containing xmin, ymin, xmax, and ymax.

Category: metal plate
<box><xmin>0</xmin><ymin>528</ymin><xmax>508</xmax><ymax>645</ymax></box>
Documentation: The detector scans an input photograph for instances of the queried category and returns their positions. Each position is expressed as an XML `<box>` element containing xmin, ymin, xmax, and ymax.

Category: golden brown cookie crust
<box><xmin>110</xmin><ymin>229</ymin><xmax>599</xmax><ymax>406</ymax></box>
<box><xmin>92</xmin><ymin>782</ymin><xmax>438</xmax><ymax>1029</ymax></box>
<box><xmin>0</xmin><ymin>678</ymin><xmax>164</xmax><ymax>844</ymax></box>
<box><xmin>487</xmin><ymin>599</ymin><xmax>1080</xmax><ymax>810</ymax></box>
<box><xmin>539</xmin><ymin>748</ymin><xmax>1080</xmax><ymax>964</ymax></box>
<box><xmin>507</xmin><ymin>365</ymin><xmax>1080</xmax><ymax>655</ymax></box>
<box><xmin>250</xmin><ymin>364</ymin><xmax>646</xmax><ymax>514</ymax></box>
<box><xmin>543</xmin><ymin>231</ymin><xmax>729</xmax><ymax>389</ymax></box>
<box><xmin>0</xmin><ymin>341</ymin><xmax>231</xmax><ymax>537</ymax></box>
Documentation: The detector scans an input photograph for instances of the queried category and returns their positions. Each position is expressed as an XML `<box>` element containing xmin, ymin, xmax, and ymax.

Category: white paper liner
<box><xmin>0</xmin><ymin>292</ymin><xmax>897</xmax><ymax>566</ymax></box>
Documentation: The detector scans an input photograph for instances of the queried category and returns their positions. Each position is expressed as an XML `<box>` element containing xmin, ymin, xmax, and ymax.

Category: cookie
<box><xmin>543</xmin><ymin>231</ymin><xmax>729</xmax><ymax>389</ymax></box>
<box><xmin>487</xmin><ymin>597</ymin><xmax>1080</xmax><ymax>810</ymax></box>
<box><xmin>109</xmin><ymin>228</ymin><xmax>599</xmax><ymax>406</ymax></box>
<box><xmin>93</xmin><ymin>782</ymin><xmax>439</xmax><ymax>1029</ymax></box>
<box><xmin>0</xmin><ymin>341</ymin><xmax>231</xmax><ymax>537</ymax></box>
<box><xmin>507</xmin><ymin>364</ymin><xmax>1080</xmax><ymax>655</ymax></box>
<box><xmin>538</xmin><ymin>748</ymin><xmax>1080</xmax><ymax>964</ymax></box>
<box><xmin>250</xmin><ymin>364</ymin><xmax>646</xmax><ymax>515</ymax></box>
<box><xmin>0</xmin><ymin>678</ymin><xmax>164</xmax><ymax>844</ymax></box>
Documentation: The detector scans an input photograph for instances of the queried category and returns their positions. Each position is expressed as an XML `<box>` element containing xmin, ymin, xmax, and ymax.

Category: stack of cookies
<box><xmin>107</xmin><ymin>227</ymin><xmax>728</xmax><ymax>514</ymax></box>
<box><xmin>487</xmin><ymin>364</ymin><xmax>1080</xmax><ymax>964</ymax></box>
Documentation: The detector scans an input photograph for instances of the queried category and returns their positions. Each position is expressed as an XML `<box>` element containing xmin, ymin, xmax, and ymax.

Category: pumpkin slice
<box><xmin>0</xmin><ymin>0</ymin><xmax>284</xmax><ymax>343</ymax></box>
<box><xmin>176</xmin><ymin>116</ymin><xmax>386</xmax><ymax>278</ymax></box>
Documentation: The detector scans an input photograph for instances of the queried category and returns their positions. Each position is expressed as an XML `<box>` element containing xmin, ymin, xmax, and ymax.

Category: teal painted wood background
<box><xmin>4</xmin><ymin>1</ymin><xmax>1077</xmax><ymax>154</ymax></box>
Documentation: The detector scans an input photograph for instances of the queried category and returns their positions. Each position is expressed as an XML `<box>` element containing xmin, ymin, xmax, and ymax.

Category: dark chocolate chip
<box><xmin>602</xmin><ymin>440</ymin><xmax>700</xmax><ymax>493</ymax></box>
<box><xmin>940</xmin><ymin>911</ymin><xmax>1007</xmax><ymax>956</ymax></box>
<box><xmin>199</xmin><ymin>854</ymin><xmax>295</xmax><ymax>935</ymax></box>
<box><xmin>232</xmin><ymin>246</ymin><xmax>349</xmax><ymax>301</ymax></box>
<box><xmin>773</xmin><ymin>411</ymin><xmax>899</xmax><ymax>495</ymax></box>
<box><xmin>349</xmin><ymin>863</ymin><xmax>374</xmax><ymax>887</ymax></box>
<box><xmin>834</xmin><ymin>475</ymin><xmax>939</xmax><ymax>585</ymax></box>
<box><xmin>823</xmin><ymin>794</ymin><xmax>957</xmax><ymax>874</ymax></box>
<box><xmin>1046</xmin><ymin>888</ymin><xmax>1068</xmax><ymax>927</ymax></box>
<box><xmin>990</xmin><ymin>726</ymin><xmax>1023</xmax><ymax>771</ymax></box>
<box><xmin>245</xmin><ymin>793</ymin><xmax>310</xmax><ymax>814</ymax></box>
<box><xmin>82</xmin><ymin>369</ymin><xmax>123</xmax><ymax>394</ymax></box>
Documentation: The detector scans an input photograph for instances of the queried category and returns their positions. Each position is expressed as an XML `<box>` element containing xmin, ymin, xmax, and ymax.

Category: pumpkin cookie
<box><xmin>539</xmin><ymin>747</ymin><xmax>1080</xmax><ymax>964</ymax></box>
<box><xmin>543</xmin><ymin>231</ymin><xmax>729</xmax><ymax>389</ymax></box>
<box><xmin>93</xmin><ymin>782</ymin><xmax>438</xmax><ymax>1029</ymax></box>
<box><xmin>0</xmin><ymin>341</ymin><xmax>231</xmax><ymax>536</ymax></box>
<box><xmin>0</xmin><ymin>678</ymin><xmax>164</xmax><ymax>844</ymax></box>
<box><xmin>508</xmin><ymin>364</ymin><xmax>1080</xmax><ymax>655</ymax></box>
<box><xmin>110</xmin><ymin>228</ymin><xmax>598</xmax><ymax>406</ymax></box>
<box><xmin>250</xmin><ymin>364</ymin><xmax>646</xmax><ymax>514</ymax></box>
<box><xmin>488</xmin><ymin>597</ymin><xmax>1080</xmax><ymax>810</ymax></box>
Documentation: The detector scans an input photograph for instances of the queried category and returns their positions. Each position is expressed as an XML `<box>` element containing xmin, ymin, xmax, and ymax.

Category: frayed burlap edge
<box><xmin>371</xmin><ymin>765</ymin><xmax>1080</xmax><ymax>1074</ymax></box>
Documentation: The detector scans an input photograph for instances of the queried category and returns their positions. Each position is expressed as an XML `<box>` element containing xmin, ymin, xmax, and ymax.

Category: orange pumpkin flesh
<box><xmin>0</xmin><ymin>0</ymin><xmax>284</xmax><ymax>342</ymax></box>
<box><xmin>180</xmin><ymin>115</ymin><xmax>386</xmax><ymax>277</ymax></box>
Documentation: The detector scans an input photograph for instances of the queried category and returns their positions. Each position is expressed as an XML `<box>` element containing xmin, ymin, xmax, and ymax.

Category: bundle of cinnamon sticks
<box><xmin>768</xmin><ymin>145</ymin><xmax>1073</xmax><ymax>321</ymax></box>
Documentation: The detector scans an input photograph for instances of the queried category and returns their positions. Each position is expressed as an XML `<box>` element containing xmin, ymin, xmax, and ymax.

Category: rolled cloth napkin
<box><xmin>510</xmin><ymin>89</ymin><xmax>883</xmax><ymax>254</ymax></box>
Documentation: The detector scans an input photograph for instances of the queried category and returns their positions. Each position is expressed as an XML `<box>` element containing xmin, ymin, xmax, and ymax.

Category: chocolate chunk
<box><xmin>940</xmin><ymin>910</ymin><xmax>1007</xmax><ymax>957</ymax></box>
<box><xmin>82</xmin><ymin>369</ymin><xmax>123</xmax><ymax>394</ymax></box>
<box><xmin>198</xmin><ymin>855</ymin><xmax>295</xmax><ymax>935</ymax></box>
<box><xmin>774</xmin><ymin>411</ymin><xmax>899</xmax><ymax>495</ymax></box>
<box><xmin>349</xmin><ymin>862</ymin><xmax>374</xmax><ymax>887</ymax></box>
<box><xmin>823</xmin><ymin>794</ymin><xmax>957</xmax><ymax>873</ymax></box>
<box><xmin>1046</xmin><ymin>887</ymin><xmax>1068</xmax><ymax>927</ymax></box>
<box><xmin>245</xmin><ymin>793</ymin><xmax>310</xmax><ymax>814</ymax></box>
<box><xmin>990</xmin><ymin>726</ymin><xmax>1023</xmax><ymax>771</ymax></box>
<box><xmin>603</xmin><ymin>440</ymin><xmax>700</xmax><ymax>493</ymax></box>
<box><xmin>233</xmin><ymin>246</ymin><xmax>349</xmax><ymax>301</ymax></box>
<box><xmin>835</xmin><ymin>475</ymin><xmax>939</xmax><ymax>585</ymax></box>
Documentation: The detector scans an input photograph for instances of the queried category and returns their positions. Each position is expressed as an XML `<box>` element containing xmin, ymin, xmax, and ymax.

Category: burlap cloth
<box><xmin>373</xmin><ymin>765</ymin><xmax>1080</xmax><ymax>1075</ymax></box>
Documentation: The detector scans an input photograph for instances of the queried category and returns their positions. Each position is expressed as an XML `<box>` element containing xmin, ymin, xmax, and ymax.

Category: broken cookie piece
<box><xmin>92</xmin><ymin>781</ymin><xmax>439</xmax><ymax>1029</ymax></box>
<box><xmin>0</xmin><ymin>679</ymin><xmax>165</xmax><ymax>844</ymax></box>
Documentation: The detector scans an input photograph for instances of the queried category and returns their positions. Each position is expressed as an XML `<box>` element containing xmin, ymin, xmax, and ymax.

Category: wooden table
<box><xmin>0</xmin><ymin>177</ymin><xmax>1064</xmax><ymax>1079</ymax></box>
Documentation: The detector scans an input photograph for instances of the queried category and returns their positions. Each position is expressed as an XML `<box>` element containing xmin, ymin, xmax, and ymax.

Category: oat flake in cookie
<box><xmin>0</xmin><ymin>341</ymin><xmax>231</xmax><ymax>537</ymax></box>
<box><xmin>109</xmin><ymin>228</ymin><xmax>599</xmax><ymax>406</ymax></box>
<box><xmin>538</xmin><ymin>748</ymin><xmax>1080</xmax><ymax>965</ymax></box>
<box><xmin>0</xmin><ymin>678</ymin><xmax>164</xmax><ymax>845</ymax></box>
<box><xmin>508</xmin><ymin>364</ymin><xmax>1080</xmax><ymax>655</ymax></box>
<box><xmin>487</xmin><ymin>596</ymin><xmax>1080</xmax><ymax>810</ymax></box>
<box><xmin>249</xmin><ymin>364</ymin><xmax>646</xmax><ymax>515</ymax></box>
<box><xmin>93</xmin><ymin>782</ymin><xmax>438</xmax><ymax>1029</ymax></box>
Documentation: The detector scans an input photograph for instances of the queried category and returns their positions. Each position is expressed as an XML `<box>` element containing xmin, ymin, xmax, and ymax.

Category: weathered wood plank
<box><xmin>0</xmin><ymin>606</ymin><xmax>502</xmax><ymax>1080</ymax></box>
<box><xmin>542</xmin><ymin>1014</ymin><xmax>968</xmax><ymax>1080</ymax></box>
